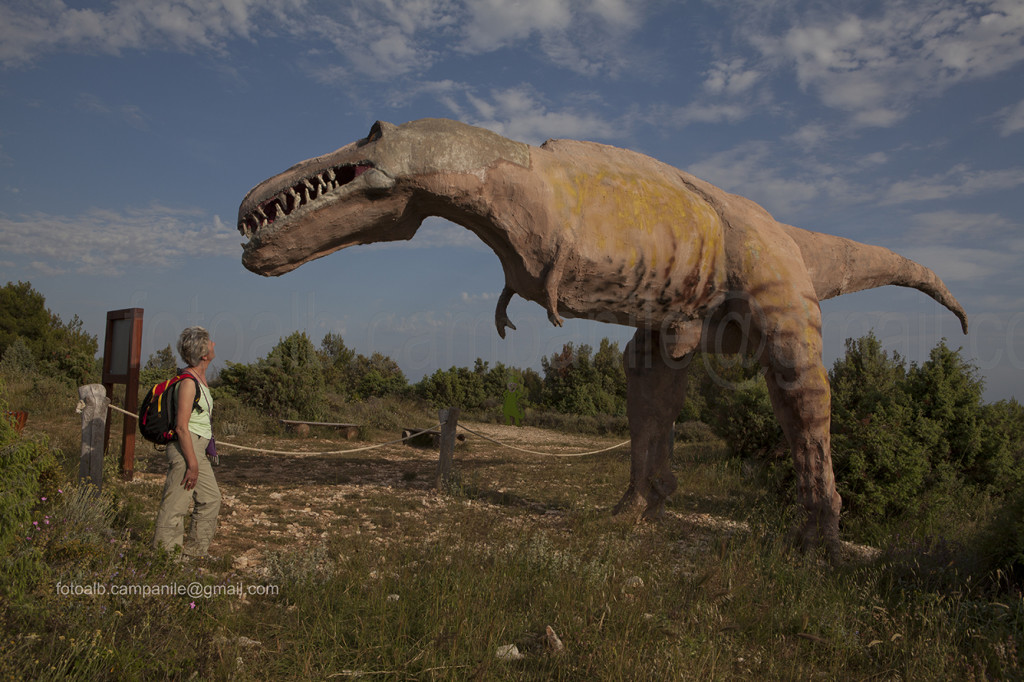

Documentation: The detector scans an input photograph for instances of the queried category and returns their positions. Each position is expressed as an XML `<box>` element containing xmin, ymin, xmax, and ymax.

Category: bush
<box><xmin>540</xmin><ymin>339</ymin><xmax>625</xmax><ymax>416</ymax></box>
<box><xmin>219</xmin><ymin>331</ymin><xmax>326</xmax><ymax>420</ymax></box>
<box><xmin>138</xmin><ymin>344</ymin><xmax>178</xmax><ymax>391</ymax></box>
<box><xmin>981</xmin><ymin>492</ymin><xmax>1024</xmax><ymax>579</ymax></box>
<box><xmin>351</xmin><ymin>352</ymin><xmax>408</xmax><ymax>400</ymax></box>
<box><xmin>0</xmin><ymin>377</ymin><xmax>61</xmax><ymax>599</ymax></box>
<box><xmin>829</xmin><ymin>334</ymin><xmax>936</xmax><ymax>530</ymax></box>
<box><xmin>416</xmin><ymin>365</ymin><xmax>487</xmax><ymax>410</ymax></box>
<box><xmin>318</xmin><ymin>333</ymin><xmax>407</xmax><ymax>401</ymax></box>
<box><xmin>708</xmin><ymin>377</ymin><xmax>783</xmax><ymax>458</ymax></box>
<box><xmin>0</xmin><ymin>281</ymin><xmax>98</xmax><ymax>385</ymax></box>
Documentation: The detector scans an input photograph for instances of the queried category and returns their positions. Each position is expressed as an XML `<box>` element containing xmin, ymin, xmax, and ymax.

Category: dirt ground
<box><xmin>125</xmin><ymin>420</ymin><xmax>878</xmax><ymax>575</ymax></box>
<box><xmin>127</xmin><ymin>422</ymin><xmax>636</xmax><ymax>576</ymax></box>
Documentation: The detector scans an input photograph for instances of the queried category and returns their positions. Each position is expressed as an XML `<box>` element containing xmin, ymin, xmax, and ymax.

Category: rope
<box><xmin>105</xmin><ymin>403</ymin><xmax>442</xmax><ymax>456</ymax></box>
<box><xmin>456</xmin><ymin>423</ymin><xmax>629</xmax><ymax>458</ymax></box>
<box><xmin>104</xmin><ymin>402</ymin><xmax>629</xmax><ymax>458</ymax></box>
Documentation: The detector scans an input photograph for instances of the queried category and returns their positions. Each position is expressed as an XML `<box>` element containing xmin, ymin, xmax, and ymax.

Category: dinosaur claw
<box><xmin>496</xmin><ymin>317</ymin><xmax>516</xmax><ymax>339</ymax></box>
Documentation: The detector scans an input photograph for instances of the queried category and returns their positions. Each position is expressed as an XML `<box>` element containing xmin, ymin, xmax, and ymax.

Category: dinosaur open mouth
<box><xmin>238</xmin><ymin>163</ymin><xmax>374</xmax><ymax>238</ymax></box>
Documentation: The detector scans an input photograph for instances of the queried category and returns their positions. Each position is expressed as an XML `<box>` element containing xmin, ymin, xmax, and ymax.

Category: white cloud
<box><xmin>461</xmin><ymin>291</ymin><xmax>496</xmax><ymax>303</ymax></box>
<box><xmin>0</xmin><ymin>0</ymin><xmax>648</xmax><ymax>83</ymax></box>
<box><xmin>999</xmin><ymin>99</ymin><xmax>1024</xmax><ymax>136</ymax></box>
<box><xmin>907</xmin><ymin>210</ymin><xmax>1015</xmax><ymax>244</ymax></box>
<box><xmin>684</xmin><ymin>142</ymin><xmax>835</xmax><ymax>217</ymax></box>
<box><xmin>703</xmin><ymin>59</ymin><xmax>761</xmax><ymax>96</ymax></box>
<box><xmin>445</xmin><ymin>86</ymin><xmax>617</xmax><ymax>144</ymax></box>
<box><xmin>0</xmin><ymin>205</ymin><xmax>239</xmax><ymax>274</ymax></box>
<box><xmin>901</xmin><ymin>245</ymin><xmax>1019</xmax><ymax>282</ymax></box>
<box><xmin>883</xmin><ymin>164</ymin><xmax>1024</xmax><ymax>204</ymax></box>
<box><xmin>785</xmin><ymin>123</ymin><xmax>831</xmax><ymax>150</ymax></box>
<box><xmin>748</xmin><ymin>0</ymin><xmax>1024</xmax><ymax>127</ymax></box>
<box><xmin>664</xmin><ymin>102</ymin><xmax>752</xmax><ymax>127</ymax></box>
<box><xmin>589</xmin><ymin>0</ymin><xmax>640</xmax><ymax>28</ymax></box>
<box><xmin>303</xmin><ymin>0</ymin><xmax>458</xmax><ymax>80</ymax></box>
<box><xmin>0</xmin><ymin>0</ymin><xmax>294</xmax><ymax>66</ymax></box>
<box><xmin>460</xmin><ymin>0</ymin><xmax>572</xmax><ymax>52</ymax></box>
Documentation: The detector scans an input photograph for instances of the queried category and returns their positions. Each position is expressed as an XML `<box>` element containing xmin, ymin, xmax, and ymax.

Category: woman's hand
<box><xmin>182</xmin><ymin>463</ymin><xmax>199</xmax><ymax>491</ymax></box>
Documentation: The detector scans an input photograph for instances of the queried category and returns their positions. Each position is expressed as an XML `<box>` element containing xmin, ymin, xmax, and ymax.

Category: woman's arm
<box><xmin>175</xmin><ymin>378</ymin><xmax>200</xmax><ymax>491</ymax></box>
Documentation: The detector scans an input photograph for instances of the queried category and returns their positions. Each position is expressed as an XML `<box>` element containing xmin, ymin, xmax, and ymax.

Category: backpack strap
<box><xmin>176</xmin><ymin>372</ymin><xmax>204</xmax><ymax>414</ymax></box>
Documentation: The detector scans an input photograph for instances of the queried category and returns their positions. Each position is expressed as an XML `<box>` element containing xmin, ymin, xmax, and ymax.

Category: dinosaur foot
<box><xmin>611</xmin><ymin>486</ymin><xmax>668</xmax><ymax>522</ymax></box>
<box><xmin>787</xmin><ymin>517</ymin><xmax>842</xmax><ymax>562</ymax></box>
<box><xmin>611</xmin><ymin>486</ymin><xmax>644</xmax><ymax>518</ymax></box>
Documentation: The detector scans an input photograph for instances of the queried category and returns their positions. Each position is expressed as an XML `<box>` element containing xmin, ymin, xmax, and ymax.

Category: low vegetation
<box><xmin>1</xmin><ymin>279</ymin><xmax>1022</xmax><ymax>679</ymax></box>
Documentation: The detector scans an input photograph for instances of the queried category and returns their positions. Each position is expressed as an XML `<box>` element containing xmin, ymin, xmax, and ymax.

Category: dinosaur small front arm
<box><xmin>495</xmin><ymin>285</ymin><xmax>517</xmax><ymax>339</ymax></box>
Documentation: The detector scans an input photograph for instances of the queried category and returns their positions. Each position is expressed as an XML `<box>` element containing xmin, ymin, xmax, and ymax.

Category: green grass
<box><xmin>2</xmin><ymin>371</ymin><xmax>1023</xmax><ymax>680</ymax></box>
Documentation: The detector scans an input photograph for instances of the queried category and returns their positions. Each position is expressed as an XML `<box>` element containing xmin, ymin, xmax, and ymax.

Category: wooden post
<box><xmin>79</xmin><ymin>384</ymin><xmax>109</xmax><ymax>491</ymax></box>
<box><xmin>435</xmin><ymin>406</ymin><xmax>460</xmax><ymax>490</ymax></box>
<box><xmin>100</xmin><ymin>308</ymin><xmax>143</xmax><ymax>481</ymax></box>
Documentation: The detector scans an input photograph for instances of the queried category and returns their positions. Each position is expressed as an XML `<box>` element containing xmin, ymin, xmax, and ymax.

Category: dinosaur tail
<box><xmin>782</xmin><ymin>224</ymin><xmax>968</xmax><ymax>334</ymax></box>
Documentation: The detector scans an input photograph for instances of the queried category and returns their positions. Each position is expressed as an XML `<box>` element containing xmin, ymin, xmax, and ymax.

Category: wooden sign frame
<box><xmin>101</xmin><ymin>308</ymin><xmax>144</xmax><ymax>480</ymax></box>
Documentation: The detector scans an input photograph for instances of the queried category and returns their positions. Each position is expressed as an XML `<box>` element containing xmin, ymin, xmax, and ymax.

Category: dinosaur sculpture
<box><xmin>238</xmin><ymin>118</ymin><xmax>968</xmax><ymax>553</ymax></box>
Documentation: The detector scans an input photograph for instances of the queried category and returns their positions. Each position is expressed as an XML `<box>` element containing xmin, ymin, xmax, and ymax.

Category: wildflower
<box><xmin>189</xmin><ymin>601</ymin><xmax>196</xmax><ymax>609</ymax></box>
<box><xmin>32</xmin><ymin>521</ymin><xmax>38</xmax><ymax>526</ymax></box>
<box><xmin>41</xmin><ymin>497</ymin><xmax>46</xmax><ymax>502</ymax></box>
<box><xmin>58</xmin><ymin>489</ymin><xmax>63</xmax><ymax>494</ymax></box>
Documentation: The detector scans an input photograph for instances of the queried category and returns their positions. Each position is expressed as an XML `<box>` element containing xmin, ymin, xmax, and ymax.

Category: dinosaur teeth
<box><xmin>239</xmin><ymin>162</ymin><xmax>377</xmax><ymax>238</ymax></box>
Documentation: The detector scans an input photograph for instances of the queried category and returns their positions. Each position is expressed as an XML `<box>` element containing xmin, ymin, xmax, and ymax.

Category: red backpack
<box><xmin>138</xmin><ymin>372</ymin><xmax>203</xmax><ymax>444</ymax></box>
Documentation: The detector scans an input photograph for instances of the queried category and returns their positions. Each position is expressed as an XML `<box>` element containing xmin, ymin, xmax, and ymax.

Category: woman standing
<box><xmin>152</xmin><ymin>326</ymin><xmax>221</xmax><ymax>559</ymax></box>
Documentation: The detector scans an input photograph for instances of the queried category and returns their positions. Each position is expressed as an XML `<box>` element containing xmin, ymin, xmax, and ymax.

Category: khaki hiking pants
<box><xmin>152</xmin><ymin>432</ymin><xmax>221</xmax><ymax>558</ymax></box>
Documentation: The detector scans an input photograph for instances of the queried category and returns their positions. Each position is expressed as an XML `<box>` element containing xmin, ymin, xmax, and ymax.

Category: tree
<box><xmin>0</xmin><ymin>281</ymin><xmax>97</xmax><ymax>384</ymax></box>
<box><xmin>828</xmin><ymin>333</ymin><xmax>936</xmax><ymax>526</ymax></box>
<box><xmin>0</xmin><ymin>338</ymin><xmax>35</xmax><ymax>374</ymax></box>
<box><xmin>319</xmin><ymin>332</ymin><xmax>357</xmax><ymax>397</ymax></box>
<box><xmin>416</xmin><ymin>366</ymin><xmax>486</xmax><ymax>410</ymax></box>
<box><xmin>540</xmin><ymin>340</ymin><xmax>626</xmax><ymax>416</ymax></box>
<box><xmin>139</xmin><ymin>344</ymin><xmax>178</xmax><ymax>390</ymax></box>
<box><xmin>219</xmin><ymin>332</ymin><xmax>326</xmax><ymax>419</ymax></box>
<box><xmin>0</xmin><ymin>281</ymin><xmax>50</xmax><ymax>360</ymax></box>
<box><xmin>907</xmin><ymin>341</ymin><xmax>984</xmax><ymax>473</ymax></box>
<box><xmin>350</xmin><ymin>352</ymin><xmax>407</xmax><ymax>400</ymax></box>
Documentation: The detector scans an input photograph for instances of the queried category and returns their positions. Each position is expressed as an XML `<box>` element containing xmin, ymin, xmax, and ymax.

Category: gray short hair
<box><xmin>177</xmin><ymin>326</ymin><xmax>211</xmax><ymax>367</ymax></box>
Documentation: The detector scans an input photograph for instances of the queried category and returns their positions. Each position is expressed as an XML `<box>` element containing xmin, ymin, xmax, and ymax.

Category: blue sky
<box><xmin>1</xmin><ymin>0</ymin><xmax>1022</xmax><ymax>401</ymax></box>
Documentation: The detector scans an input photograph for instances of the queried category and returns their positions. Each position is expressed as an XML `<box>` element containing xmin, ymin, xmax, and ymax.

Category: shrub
<box><xmin>351</xmin><ymin>352</ymin><xmax>408</xmax><ymax>400</ymax></box>
<box><xmin>219</xmin><ymin>331</ymin><xmax>326</xmax><ymax>420</ymax></box>
<box><xmin>0</xmin><ymin>337</ymin><xmax>35</xmax><ymax>374</ymax></box>
<box><xmin>318</xmin><ymin>333</ymin><xmax>408</xmax><ymax>401</ymax></box>
<box><xmin>0</xmin><ymin>281</ymin><xmax>98</xmax><ymax>385</ymax></box>
<box><xmin>138</xmin><ymin>344</ymin><xmax>178</xmax><ymax>391</ymax></box>
<box><xmin>829</xmin><ymin>334</ymin><xmax>936</xmax><ymax>529</ymax></box>
<box><xmin>416</xmin><ymin>365</ymin><xmax>487</xmax><ymax>410</ymax></box>
<box><xmin>708</xmin><ymin>377</ymin><xmax>783</xmax><ymax>458</ymax></box>
<box><xmin>0</xmin><ymin>377</ymin><xmax>61</xmax><ymax>598</ymax></box>
<box><xmin>907</xmin><ymin>340</ymin><xmax>985</xmax><ymax>474</ymax></box>
<box><xmin>540</xmin><ymin>340</ymin><xmax>626</xmax><ymax>416</ymax></box>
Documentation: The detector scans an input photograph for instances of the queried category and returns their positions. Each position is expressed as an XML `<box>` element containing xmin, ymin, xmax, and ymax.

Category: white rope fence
<box><xmin>104</xmin><ymin>403</ymin><xmax>629</xmax><ymax>458</ymax></box>
<box><xmin>456</xmin><ymin>423</ymin><xmax>630</xmax><ymax>458</ymax></box>
<box><xmin>105</xmin><ymin>403</ymin><xmax>442</xmax><ymax>456</ymax></box>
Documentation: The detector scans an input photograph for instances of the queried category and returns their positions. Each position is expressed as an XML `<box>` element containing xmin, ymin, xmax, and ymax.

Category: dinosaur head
<box><xmin>238</xmin><ymin>118</ymin><xmax>530</xmax><ymax>276</ymax></box>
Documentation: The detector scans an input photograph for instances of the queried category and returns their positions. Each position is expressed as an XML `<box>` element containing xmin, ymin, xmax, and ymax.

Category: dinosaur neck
<box><xmin>412</xmin><ymin>170</ymin><xmax>525</xmax><ymax>273</ymax></box>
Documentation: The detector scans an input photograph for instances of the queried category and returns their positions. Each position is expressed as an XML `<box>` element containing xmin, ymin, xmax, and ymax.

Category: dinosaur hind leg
<box><xmin>614</xmin><ymin>328</ymin><xmax>691</xmax><ymax>521</ymax></box>
<box><xmin>759</xmin><ymin>306</ymin><xmax>842</xmax><ymax>554</ymax></box>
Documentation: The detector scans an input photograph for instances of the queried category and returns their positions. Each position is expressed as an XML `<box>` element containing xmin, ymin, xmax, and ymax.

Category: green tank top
<box><xmin>188</xmin><ymin>381</ymin><xmax>213</xmax><ymax>439</ymax></box>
